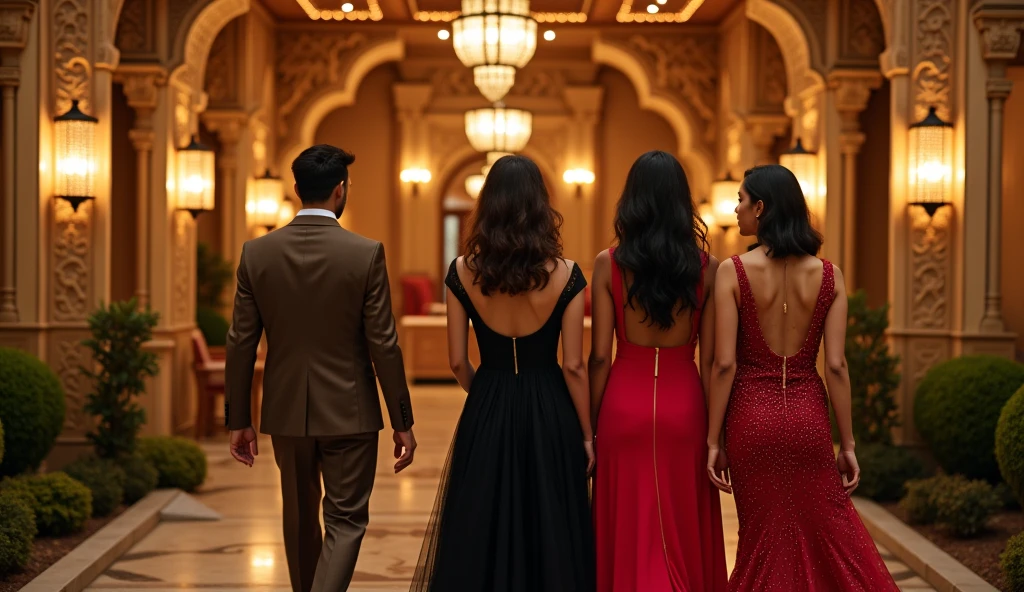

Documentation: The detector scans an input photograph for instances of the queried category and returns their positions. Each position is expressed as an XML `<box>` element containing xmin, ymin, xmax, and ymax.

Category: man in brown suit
<box><xmin>225</xmin><ymin>144</ymin><xmax>416</xmax><ymax>592</ymax></box>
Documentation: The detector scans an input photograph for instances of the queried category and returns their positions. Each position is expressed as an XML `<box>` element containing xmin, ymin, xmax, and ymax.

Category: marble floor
<box><xmin>85</xmin><ymin>385</ymin><xmax>935</xmax><ymax>591</ymax></box>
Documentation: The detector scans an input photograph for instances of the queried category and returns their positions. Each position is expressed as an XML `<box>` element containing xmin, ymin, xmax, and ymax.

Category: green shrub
<box><xmin>63</xmin><ymin>456</ymin><xmax>125</xmax><ymax>517</ymax></box>
<box><xmin>997</xmin><ymin>384</ymin><xmax>1024</xmax><ymax>508</ymax></box>
<box><xmin>2</xmin><ymin>473</ymin><xmax>92</xmax><ymax>536</ymax></box>
<box><xmin>914</xmin><ymin>355</ymin><xmax>1024</xmax><ymax>482</ymax></box>
<box><xmin>138</xmin><ymin>437</ymin><xmax>207</xmax><ymax>492</ymax></box>
<box><xmin>844</xmin><ymin>291</ymin><xmax>902</xmax><ymax>445</ymax></box>
<box><xmin>856</xmin><ymin>443</ymin><xmax>928</xmax><ymax>501</ymax></box>
<box><xmin>0</xmin><ymin>490</ymin><xmax>36</xmax><ymax>575</ymax></box>
<box><xmin>0</xmin><ymin>347</ymin><xmax>66</xmax><ymax>476</ymax></box>
<box><xmin>121</xmin><ymin>454</ymin><xmax>159</xmax><ymax>504</ymax></box>
<box><xmin>901</xmin><ymin>475</ymin><xmax>946</xmax><ymax>524</ymax></box>
<box><xmin>1003</xmin><ymin>532</ymin><xmax>1024</xmax><ymax>592</ymax></box>
<box><xmin>932</xmin><ymin>475</ymin><xmax>1002</xmax><ymax>538</ymax></box>
<box><xmin>196</xmin><ymin>242</ymin><xmax>232</xmax><ymax>309</ymax></box>
<box><xmin>0</xmin><ymin>417</ymin><xmax>5</xmax><ymax>466</ymax></box>
<box><xmin>196</xmin><ymin>307</ymin><xmax>229</xmax><ymax>347</ymax></box>
<box><xmin>81</xmin><ymin>300</ymin><xmax>159</xmax><ymax>460</ymax></box>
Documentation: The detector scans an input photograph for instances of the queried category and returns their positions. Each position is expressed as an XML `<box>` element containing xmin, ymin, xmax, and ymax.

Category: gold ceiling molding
<box><xmin>413</xmin><ymin>10</ymin><xmax>587</xmax><ymax>22</ymax></box>
<box><xmin>295</xmin><ymin>0</ymin><xmax>383</xmax><ymax>21</ymax></box>
<box><xmin>616</xmin><ymin>0</ymin><xmax>704</xmax><ymax>23</ymax></box>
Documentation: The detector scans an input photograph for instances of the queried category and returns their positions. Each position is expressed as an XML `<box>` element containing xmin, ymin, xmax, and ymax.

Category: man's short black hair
<box><xmin>291</xmin><ymin>144</ymin><xmax>355</xmax><ymax>204</ymax></box>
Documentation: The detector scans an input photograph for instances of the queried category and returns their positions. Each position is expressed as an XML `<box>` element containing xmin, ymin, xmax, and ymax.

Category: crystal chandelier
<box><xmin>452</xmin><ymin>0</ymin><xmax>537</xmax><ymax>102</ymax></box>
<box><xmin>464</xmin><ymin>107</ymin><xmax>533</xmax><ymax>153</ymax></box>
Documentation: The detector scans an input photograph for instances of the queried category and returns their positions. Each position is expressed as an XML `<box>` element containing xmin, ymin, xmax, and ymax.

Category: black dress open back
<box><xmin>410</xmin><ymin>259</ymin><xmax>595</xmax><ymax>592</ymax></box>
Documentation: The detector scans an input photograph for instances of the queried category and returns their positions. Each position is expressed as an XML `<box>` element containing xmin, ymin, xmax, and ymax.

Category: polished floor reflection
<box><xmin>85</xmin><ymin>385</ymin><xmax>935</xmax><ymax>591</ymax></box>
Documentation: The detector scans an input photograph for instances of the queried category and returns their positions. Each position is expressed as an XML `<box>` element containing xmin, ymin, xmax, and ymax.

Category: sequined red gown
<box><xmin>593</xmin><ymin>250</ymin><xmax>728</xmax><ymax>592</ymax></box>
<box><xmin>724</xmin><ymin>256</ymin><xmax>898</xmax><ymax>591</ymax></box>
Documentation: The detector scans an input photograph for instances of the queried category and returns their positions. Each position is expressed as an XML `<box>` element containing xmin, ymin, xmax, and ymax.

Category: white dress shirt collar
<box><xmin>295</xmin><ymin>208</ymin><xmax>336</xmax><ymax>219</ymax></box>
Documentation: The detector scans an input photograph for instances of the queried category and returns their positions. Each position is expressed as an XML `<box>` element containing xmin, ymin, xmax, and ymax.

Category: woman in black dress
<box><xmin>410</xmin><ymin>155</ymin><xmax>595</xmax><ymax>591</ymax></box>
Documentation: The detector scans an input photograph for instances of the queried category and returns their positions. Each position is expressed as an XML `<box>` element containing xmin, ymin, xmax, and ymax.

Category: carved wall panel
<box><xmin>840</xmin><ymin>0</ymin><xmax>886</xmax><ymax>63</ymax></box>
<box><xmin>428</xmin><ymin>67</ymin><xmax>474</xmax><ymax>98</ymax></box>
<box><xmin>115</xmin><ymin>0</ymin><xmax>151</xmax><ymax>55</ymax></box>
<box><xmin>55</xmin><ymin>0</ymin><xmax>92</xmax><ymax>114</ymax></box>
<box><xmin>173</xmin><ymin>214</ymin><xmax>191</xmax><ymax>325</ymax></box>
<box><xmin>204</xmin><ymin>18</ymin><xmax>237</xmax><ymax>105</ymax></box>
<box><xmin>751</xmin><ymin>22</ymin><xmax>787</xmax><ymax>113</ymax></box>
<box><xmin>909</xmin><ymin>208</ymin><xmax>952</xmax><ymax>329</ymax></box>
<box><xmin>167</xmin><ymin>0</ymin><xmax>205</xmax><ymax>57</ymax></box>
<box><xmin>51</xmin><ymin>202</ymin><xmax>91</xmax><ymax>321</ymax></box>
<box><xmin>53</xmin><ymin>337</ymin><xmax>91</xmax><ymax>435</ymax></box>
<box><xmin>770</xmin><ymin>0</ymin><xmax>826</xmax><ymax>68</ymax></box>
<box><xmin>913</xmin><ymin>0</ymin><xmax>954</xmax><ymax>121</ymax></box>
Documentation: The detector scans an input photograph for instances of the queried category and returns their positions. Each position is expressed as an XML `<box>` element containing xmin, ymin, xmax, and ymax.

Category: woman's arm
<box><xmin>698</xmin><ymin>256</ymin><xmax>720</xmax><ymax>403</ymax></box>
<box><xmin>823</xmin><ymin>264</ymin><xmax>853</xmax><ymax>451</ymax></box>
<box><xmin>707</xmin><ymin>258</ymin><xmax>739</xmax><ymax>449</ymax></box>
<box><xmin>562</xmin><ymin>288</ymin><xmax>593</xmax><ymax>441</ymax></box>
<box><xmin>588</xmin><ymin>251</ymin><xmax>614</xmax><ymax>429</ymax></box>
<box><xmin>446</xmin><ymin>280</ymin><xmax>476</xmax><ymax>392</ymax></box>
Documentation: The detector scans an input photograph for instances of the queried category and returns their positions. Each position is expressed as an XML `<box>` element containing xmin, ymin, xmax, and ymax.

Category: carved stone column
<box><xmin>202</xmin><ymin>111</ymin><xmax>247</xmax><ymax>259</ymax></box>
<box><xmin>828</xmin><ymin>70</ymin><xmax>882</xmax><ymax>291</ymax></box>
<box><xmin>116</xmin><ymin>66</ymin><xmax>168</xmax><ymax>311</ymax></box>
<box><xmin>973</xmin><ymin>11</ymin><xmax>1023</xmax><ymax>334</ymax></box>
<box><xmin>745</xmin><ymin>115</ymin><xmax>789</xmax><ymax>166</ymax></box>
<box><xmin>0</xmin><ymin>1</ymin><xmax>34</xmax><ymax>323</ymax></box>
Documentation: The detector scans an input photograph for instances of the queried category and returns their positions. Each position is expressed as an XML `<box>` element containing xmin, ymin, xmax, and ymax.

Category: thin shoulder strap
<box><xmin>608</xmin><ymin>248</ymin><xmax>627</xmax><ymax>340</ymax></box>
<box><xmin>730</xmin><ymin>255</ymin><xmax>751</xmax><ymax>310</ymax></box>
<box><xmin>444</xmin><ymin>258</ymin><xmax>476</xmax><ymax>316</ymax></box>
<box><xmin>557</xmin><ymin>262</ymin><xmax>586</xmax><ymax>308</ymax></box>
<box><xmin>688</xmin><ymin>251</ymin><xmax>710</xmax><ymax>344</ymax></box>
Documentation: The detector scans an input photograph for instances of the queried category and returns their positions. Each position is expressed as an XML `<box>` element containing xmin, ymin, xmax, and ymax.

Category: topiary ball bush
<box><xmin>196</xmin><ymin>307</ymin><xmax>230</xmax><ymax>348</ymax></box>
<box><xmin>856</xmin><ymin>443</ymin><xmax>929</xmax><ymax>502</ymax></box>
<box><xmin>0</xmin><ymin>347</ymin><xmax>66</xmax><ymax>476</ymax></box>
<box><xmin>0</xmin><ymin>417</ymin><xmax>5</xmax><ymax>466</ymax></box>
<box><xmin>121</xmin><ymin>453</ymin><xmax>159</xmax><ymax>504</ymax></box>
<box><xmin>901</xmin><ymin>475</ymin><xmax>946</xmax><ymax>525</ymax></box>
<box><xmin>2</xmin><ymin>472</ymin><xmax>92</xmax><ymax>536</ymax></box>
<box><xmin>139</xmin><ymin>437</ymin><xmax>207</xmax><ymax>492</ymax></box>
<box><xmin>914</xmin><ymin>355</ymin><xmax>1024</xmax><ymax>482</ymax></box>
<box><xmin>1004</xmin><ymin>532</ymin><xmax>1024</xmax><ymax>592</ymax></box>
<box><xmin>931</xmin><ymin>475</ymin><xmax>1002</xmax><ymax>538</ymax></box>
<box><xmin>63</xmin><ymin>456</ymin><xmax>126</xmax><ymax>517</ymax></box>
<box><xmin>0</xmin><ymin>489</ymin><xmax>36</xmax><ymax>575</ymax></box>
<box><xmin>997</xmin><ymin>384</ymin><xmax>1024</xmax><ymax>509</ymax></box>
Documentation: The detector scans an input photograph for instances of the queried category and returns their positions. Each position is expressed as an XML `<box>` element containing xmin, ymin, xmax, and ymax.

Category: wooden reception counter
<box><xmin>399</xmin><ymin>315</ymin><xmax>594</xmax><ymax>381</ymax></box>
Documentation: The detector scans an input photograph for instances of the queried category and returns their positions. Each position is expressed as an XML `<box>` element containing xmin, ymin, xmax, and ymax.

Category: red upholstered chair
<box><xmin>401</xmin><ymin>275</ymin><xmax>436</xmax><ymax>316</ymax></box>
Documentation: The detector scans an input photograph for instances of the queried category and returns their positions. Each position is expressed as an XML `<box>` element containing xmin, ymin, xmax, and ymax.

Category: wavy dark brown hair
<box><xmin>463</xmin><ymin>155</ymin><xmax>563</xmax><ymax>296</ymax></box>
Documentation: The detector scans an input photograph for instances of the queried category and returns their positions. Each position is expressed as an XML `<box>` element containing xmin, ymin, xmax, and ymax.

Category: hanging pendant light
<box><xmin>452</xmin><ymin>0</ymin><xmax>537</xmax><ymax>102</ymax></box>
<box><xmin>249</xmin><ymin>169</ymin><xmax>283</xmax><ymax>230</ymax></box>
<box><xmin>710</xmin><ymin>173</ymin><xmax>740</xmax><ymax>231</ymax></box>
<box><xmin>54</xmin><ymin>100</ymin><xmax>98</xmax><ymax>212</ymax></box>
<box><xmin>175</xmin><ymin>135</ymin><xmax>216</xmax><ymax>218</ymax></box>
<box><xmin>465</xmin><ymin>174</ymin><xmax>485</xmax><ymax>198</ymax></box>
<box><xmin>779</xmin><ymin>138</ymin><xmax>819</xmax><ymax>215</ymax></box>
<box><xmin>907</xmin><ymin>106</ymin><xmax>954</xmax><ymax>217</ymax></box>
<box><xmin>465</xmin><ymin>107</ymin><xmax>532</xmax><ymax>153</ymax></box>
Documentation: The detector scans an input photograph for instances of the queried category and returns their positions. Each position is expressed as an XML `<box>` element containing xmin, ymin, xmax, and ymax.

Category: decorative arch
<box><xmin>591</xmin><ymin>38</ymin><xmax>714</xmax><ymax>194</ymax></box>
<box><xmin>168</xmin><ymin>0</ymin><xmax>251</xmax><ymax>94</ymax></box>
<box><xmin>277</xmin><ymin>38</ymin><xmax>405</xmax><ymax>188</ymax></box>
<box><xmin>745</xmin><ymin>0</ymin><xmax>826</xmax><ymax>103</ymax></box>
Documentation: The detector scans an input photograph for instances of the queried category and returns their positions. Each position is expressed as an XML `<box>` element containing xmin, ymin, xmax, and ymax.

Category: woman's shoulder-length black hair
<box><xmin>463</xmin><ymin>154</ymin><xmax>564</xmax><ymax>296</ymax></box>
<box><xmin>743</xmin><ymin>164</ymin><xmax>823</xmax><ymax>258</ymax></box>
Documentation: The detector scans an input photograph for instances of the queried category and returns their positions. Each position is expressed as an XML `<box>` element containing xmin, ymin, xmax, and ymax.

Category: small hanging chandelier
<box><xmin>465</xmin><ymin>174</ymin><xmax>485</xmax><ymax>198</ymax></box>
<box><xmin>465</xmin><ymin>107</ymin><xmax>532</xmax><ymax>153</ymax></box>
<box><xmin>452</xmin><ymin>0</ymin><xmax>537</xmax><ymax>102</ymax></box>
<box><xmin>175</xmin><ymin>135</ymin><xmax>216</xmax><ymax>218</ymax></box>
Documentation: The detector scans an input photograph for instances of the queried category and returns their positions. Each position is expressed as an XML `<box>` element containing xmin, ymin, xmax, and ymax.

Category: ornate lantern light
<box><xmin>907</xmin><ymin>106</ymin><xmax>954</xmax><ymax>217</ymax></box>
<box><xmin>400</xmin><ymin>168</ymin><xmax>432</xmax><ymax>197</ymax></box>
<box><xmin>176</xmin><ymin>135</ymin><xmax>216</xmax><ymax>218</ymax></box>
<box><xmin>54</xmin><ymin>100</ymin><xmax>98</xmax><ymax>212</ymax></box>
<box><xmin>452</xmin><ymin>0</ymin><xmax>537</xmax><ymax>102</ymax></box>
<box><xmin>710</xmin><ymin>173</ymin><xmax>741</xmax><ymax>231</ymax></box>
<box><xmin>697</xmin><ymin>199</ymin><xmax>715</xmax><ymax>230</ymax></box>
<box><xmin>562</xmin><ymin>168</ymin><xmax>595</xmax><ymax>198</ymax></box>
<box><xmin>779</xmin><ymin>138</ymin><xmax>820</xmax><ymax>215</ymax></box>
<box><xmin>249</xmin><ymin>169</ymin><xmax>283</xmax><ymax>230</ymax></box>
<box><xmin>465</xmin><ymin>107</ymin><xmax>532</xmax><ymax>153</ymax></box>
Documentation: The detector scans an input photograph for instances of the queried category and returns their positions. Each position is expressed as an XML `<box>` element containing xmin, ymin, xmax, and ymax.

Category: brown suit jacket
<box><xmin>224</xmin><ymin>214</ymin><xmax>413</xmax><ymax>436</ymax></box>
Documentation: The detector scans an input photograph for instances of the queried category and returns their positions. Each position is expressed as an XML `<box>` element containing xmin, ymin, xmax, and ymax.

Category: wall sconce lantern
<box><xmin>698</xmin><ymin>199</ymin><xmax>716</xmax><ymax>230</ymax></box>
<box><xmin>711</xmin><ymin>173</ymin><xmax>741</xmax><ymax>232</ymax></box>
<box><xmin>176</xmin><ymin>135</ymin><xmax>216</xmax><ymax>218</ymax></box>
<box><xmin>908</xmin><ymin>106</ymin><xmax>954</xmax><ymax>217</ymax></box>
<box><xmin>465</xmin><ymin>174</ymin><xmax>485</xmax><ymax>199</ymax></box>
<box><xmin>779</xmin><ymin>138</ymin><xmax>819</xmax><ymax>213</ymax></box>
<box><xmin>54</xmin><ymin>99</ymin><xmax>98</xmax><ymax>212</ymax></box>
<box><xmin>562</xmin><ymin>168</ymin><xmax>595</xmax><ymax>198</ymax></box>
<box><xmin>250</xmin><ymin>169</ymin><xmax>283</xmax><ymax>230</ymax></box>
<box><xmin>400</xmin><ymin>168</ymin><xmax>432</xmax><ymax>197</ymax></box>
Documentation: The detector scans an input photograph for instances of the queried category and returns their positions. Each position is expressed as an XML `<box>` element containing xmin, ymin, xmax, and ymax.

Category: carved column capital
<box><xmin>0</xmin><ymin>1</ymin><xmax>35</xmax><ymax>51</ymax></box>
<box><xmin>392</xmin><ymin>83</ymin><xmax>433</xmax><ymax>117</ymax></box>
<box><xmin>114</xmin><ymin>65</ymin><xmax>169</xmax><ymax>114</ymax></box>
<box><xmin>745</xmin><ymin>114</ymin><xmax>790</xmax><ymax>148</ymax></box>
<box><xmin>127</xmin><ymin>128</ymin><xmax>155</xmax><ymax>152</ymax></box>
<box><xmin>987</xmin><ymin>76</ymin><xmax>1014</xmax><ymax>100</ymax></box>
<box><xmin>828</xmin><ymin>69</ymin><xmax>883</xmax><ymax>115</ymax></box>
<box><xmin>973</xmin><ymin>10</ymin><xmax>1024</xmax><ymax>62</ymax></box>
<box><xmin>202</xmin><ymin>109</ymin><xmax>248</xmax><ymax>147</ymax></box>
<box><xmin>839</xmin><ymin>131</ymin><xmax>867</xmax><ymax>155</ymax></box>
<box><xmin>0</xmin><ymin>64</ymin><xmax>18</xmax><ymax>87</ymax></box>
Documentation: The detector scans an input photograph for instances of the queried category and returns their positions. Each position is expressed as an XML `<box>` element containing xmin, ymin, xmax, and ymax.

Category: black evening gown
<box><xmin>410</xmin><ymin>260</ymin><xmax>595</xmax><ymax>592</ymax></box>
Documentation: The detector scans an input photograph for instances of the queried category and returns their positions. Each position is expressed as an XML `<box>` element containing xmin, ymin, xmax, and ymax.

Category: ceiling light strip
<box><xmin>616</xmin><ymin>0</ymin><xmax>703</xmax><ymax>22</ymax></box>
<box><xmin>295</xmin><ymin>0</ymin><xmax>384</xmax><ymax>21</ymax></box>
<box><xmin>415</xmin><ymin>10</ymin><xmax>586</xmax><ymax>22</ymax></box>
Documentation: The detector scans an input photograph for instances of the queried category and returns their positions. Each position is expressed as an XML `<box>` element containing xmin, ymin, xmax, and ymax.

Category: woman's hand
<box><xmin>584</xmin><ymin>440</ymin><xmax>595</xmax><ymax>476</ymax></box>
<box><xmin>707</xmin><ymin>445</ymin><xmax>732</xmax><ymax>494</ymax></box>
<box><xmin>837</xmin><ymin>448</ymin><xmax>860</xmax><ymax>495</ymax></box>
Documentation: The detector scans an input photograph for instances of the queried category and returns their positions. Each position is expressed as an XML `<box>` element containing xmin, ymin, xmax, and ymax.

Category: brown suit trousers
<box><xmin>224</xmin><ymin>214</ymin><xmax>414</xmax><ymax>592</ymax></box>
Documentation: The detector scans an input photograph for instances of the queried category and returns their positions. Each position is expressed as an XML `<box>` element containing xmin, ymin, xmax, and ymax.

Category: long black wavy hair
<box><xmin>742</xmin><ymin>164</ymin><xmax>823</xmax><ymax>258</ymax></box>
<box><xmin>464</xmin><ymin>154</ymin><xmax>564</xmax><ymax>296</ymax></box>
<box><xmin>613</xmin><ymin>150</ymin><xmax>708</xmax><ymax>330</ymax></box>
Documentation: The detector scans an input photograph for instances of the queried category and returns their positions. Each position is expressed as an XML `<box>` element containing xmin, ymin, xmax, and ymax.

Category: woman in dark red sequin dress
<box><xmin>706</xmin><ymin>164</ymin><xmax>899</xmax><ymax>591</ymax></box>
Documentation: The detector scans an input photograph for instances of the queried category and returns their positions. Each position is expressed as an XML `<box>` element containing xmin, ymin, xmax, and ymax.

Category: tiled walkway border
<box><xmin>854</xmin><ymin>497</ymin><xmax>998</xmax><ymax>592</ymax></box>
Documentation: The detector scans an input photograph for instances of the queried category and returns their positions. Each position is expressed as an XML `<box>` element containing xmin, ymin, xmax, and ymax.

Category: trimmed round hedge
<box><xmin>0</xmin><ymin>489</ymin><xmax>36</xmax><ymax>575</ymax></box>
<box><xmin>913</xmin><ymin>355</ymin><xmax>1024</xmax><ymax>482</ymax></box>
<box><xmin>856</xmin><ymin>443</ymin><xmax>928</xmax><ymax>502</ymax></box>
<box><xmin>121</xmin><ymin>454</ymin><xmax>159</xmax><ymax>504</ymax></box>
<box><xmin>2</xmin><ymin>472</ymin><xmax>92</xmax><ymax>536</ymax></box>
<box><xmin>1005</xmin><ymin>532</ymin><xmax>1024</xmax><ymax>592</ymax></box>
<box><xmin>0</xmin><ymin>348</ymin><xmax>66</xmax><ymax>476</ymax></box>
<box><xmin>997</xmin><ymin>384</ymin><xmax>1024</xmax><ymax>509</ymax></box>
<box><xmin>0</xmin><ymin>417</ymin><xmax>5</xmax><ymax>466</ymax></box>
<box><xmin>64</xmin><ymin>456</ymin><xmax>126</xmax><ymax>517</ymax></box>
<box><xmin>139</xmin><ymin>437</ymin><xmax>207</xmax><ymax>492</ymax></box>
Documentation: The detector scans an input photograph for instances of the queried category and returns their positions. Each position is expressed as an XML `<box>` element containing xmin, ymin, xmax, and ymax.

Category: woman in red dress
<box><xmin>590</xmin><ymin>150</ymin><xmax>728</xmax><ymax>592</ymax></box>
<box><xmin>706</xmin><ymin>164</ymin><xmax>899</xmax><ymax>591</ymax></box>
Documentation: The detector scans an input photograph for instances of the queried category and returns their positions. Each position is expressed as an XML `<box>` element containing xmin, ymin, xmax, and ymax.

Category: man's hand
<box><xmin>393</xmin><ymin>429</ymin><xmax>417</xmax><ymax>473</ymax></box>
<box><xmin>230</xmin><ymin>427</ymin><xmax>259</xmax><ymax>467</ymax></box>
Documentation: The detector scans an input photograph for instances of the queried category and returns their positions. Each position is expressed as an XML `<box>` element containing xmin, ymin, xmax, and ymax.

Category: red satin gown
<box><xmin>724</xmin><ymin>256</ymin><xmax>899</xmax><ymax>591</ymax></box>
<box><xmin>593</xmin><ymin>250</ymin><xmax>728</xmax><ymax>592</ymax></box>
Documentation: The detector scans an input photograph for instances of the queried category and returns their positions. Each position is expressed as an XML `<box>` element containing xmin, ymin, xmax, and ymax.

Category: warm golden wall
<box><xmin>1002</xmin><ymin>66</ymin><xmax>1024</xmax><ymax>359</ymax></box>
<box><xmin>110</xmin><ymin>84</ymin><xmax>139</xmax><ymax>305</ymax></box>
<box><xmin>855</xmin><ymin>80</ymin><xmax>892</xmax><ymax>309</ymax></box>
